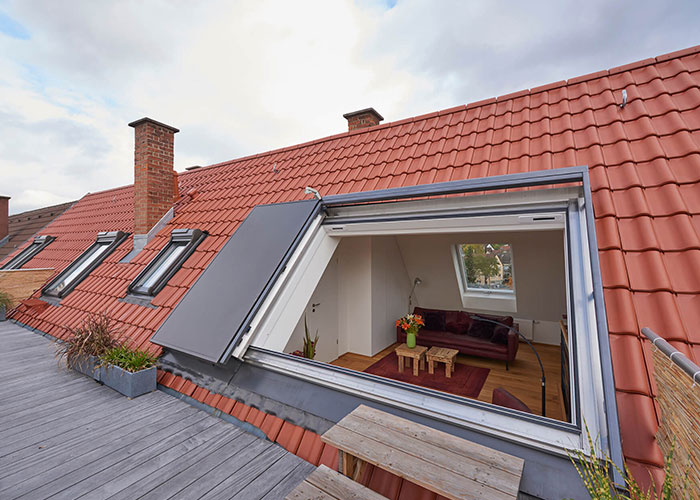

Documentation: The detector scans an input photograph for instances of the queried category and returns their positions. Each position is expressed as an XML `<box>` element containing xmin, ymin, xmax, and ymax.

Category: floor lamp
<box><xmin>471</xmin><ymin>314</ymin><xmax>546</xmax><ymax>417</ymax></box>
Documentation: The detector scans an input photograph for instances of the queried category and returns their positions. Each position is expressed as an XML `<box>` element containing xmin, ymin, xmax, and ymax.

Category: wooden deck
<box><xmin>0</xmin><ymin>322</ymin><xmax>314</xmax><ymax>500</ymax></box>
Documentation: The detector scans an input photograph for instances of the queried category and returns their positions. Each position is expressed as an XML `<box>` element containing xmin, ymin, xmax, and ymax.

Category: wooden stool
<box><xmin>394</xmin><ymin>344</ymin><xmax>427</xmax><ymax>376</ymax></box>
<box><xmin>426</xmin><ymin>347</ymin><xmax>459</xmax><ymax>378</ymax></box>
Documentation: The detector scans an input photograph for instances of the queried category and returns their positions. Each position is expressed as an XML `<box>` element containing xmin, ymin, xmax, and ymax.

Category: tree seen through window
<box><xmin>460</xmin><ymin>243</ymin><xmax>513</xmax><ymax>291</ymax></box>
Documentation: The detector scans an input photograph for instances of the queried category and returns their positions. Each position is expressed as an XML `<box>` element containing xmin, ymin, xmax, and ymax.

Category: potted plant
<box><xmin>0</xmin><ymin>290</ymin><xmax>13</xmax><ymax>321</ymax></box>
<box><xmin>99</xmin><ymin>344</ymin><xmax>158</xmax><ymax>398</ymax></box>
<box><xmin>55</xmin><ymin>313</ymin><xmax>118</xmax><ymax>378</ymax></box>
<box><xmin>292</xmin><ymin>315</ymin><xmax>319</xmax><ymax>359</ymax></box>
<box><xmin>55</xmin><ymin>312</ymin><xmax>157</xmax><ymax>398</ymax></box>
<box><xmin>396</xmin><ymin>313</ymin><xmax>425</xmax><ymax>348</ymax></box>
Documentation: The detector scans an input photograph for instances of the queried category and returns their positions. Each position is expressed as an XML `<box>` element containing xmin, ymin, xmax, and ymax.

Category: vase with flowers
<box><xmin>395</xmin><ymin>313</ymin><xmax>425</xmax><ymax>349</ymax></box>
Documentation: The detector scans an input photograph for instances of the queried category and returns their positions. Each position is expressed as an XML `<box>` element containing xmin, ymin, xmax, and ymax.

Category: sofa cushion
<box><xmin>445</xmin><ymin>310</ymin><xmax>471</xmax><ymax>334</ymax></box>
<box><xmin>414</xmin><ymin>307</ymin><xmax>445</xmax><ymax>332</ymax></box>
<box><xmin>491</xmin><ymin>325</ymin><xmax>511</xmax><ymax>344</ymax></box>
<box><xmin>468</xmin><ymin>319</ymin><xmax>496</xmax><ymax>339</ymax></box>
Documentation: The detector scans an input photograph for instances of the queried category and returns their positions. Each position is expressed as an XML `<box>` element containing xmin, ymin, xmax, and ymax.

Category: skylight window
<box><xmin>128</xmin><ymin>229</ymin><xmax>206</xmax><ymax>297</ymax></box>
<box><xmin>43</xmin><ymin>231</ymin><xmax>128</xmax><ymax>298</ymax></box>
<box><xmin>1</xmin><ymin>235</ymin><xmax>55</xmax><ymax>270</ymax></box>
<box><xmin>457</xmin><ymin>243</ymin><xmax>514</xmax><ymax>293</ymax></box>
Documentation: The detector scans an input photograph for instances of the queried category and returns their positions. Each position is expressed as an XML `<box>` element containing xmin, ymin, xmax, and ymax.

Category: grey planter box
<box><xmin>0</xmin><ymin>304</ymin><xmax>5</xmax><ymax>321</ymax></box>
<box><xmin>101</xmin><ymin>364</ymin><xmax>156</xmax><ymax>399</ymax></box>
<box><xmin>72</xmin><ymin>355</ymin><xmax>156</xmax><ymax>398</ymax></box>
<box><xmin>73</xmin><ymin>355</ymin><xmax>102</xmax><ymax>380</ymax></box>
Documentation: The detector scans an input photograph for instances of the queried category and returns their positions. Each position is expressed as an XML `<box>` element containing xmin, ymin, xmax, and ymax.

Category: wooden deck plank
<box><xmin>0</xmin><ymin>410</ymin><xmax>212</xmax><ymax>499</ymax></box>
<box><xmin>323</xmin><ymin>425</ymin><xmax>513</xmax><ymax>500</ymax></box>
<box><xmin>104</xmin><ymin>428</ymin><xmax>248</xmax><ymax>500</ymax></box>
<box><xmin>0</xmin><ymin>400</ymin><xmax>191</xmax><ymax>482</ymax></box>
<box><xmin>75</xmin><ymin>421</ymin><xmax>246</xmax><ymax>500</ymax></box>
<box><xmin>0</xmin><ymin>395</ymin><xmax>179</xmax><ymax>473</ymax></box>
<box><xmin>335</xmin><ymin>413</ymin><xmax>520</xmax><ymax>498</ymax></box>
<box><xmin>285</xmin><ymin>481</ymin><xmax>336</xmax><ymax>500</ymax></box>
<box><xmin>260</xmin><ymin>461</ymin><xmax>317</xmax><ymax>500</ymax></box>
<box><xmin>137</xmin><ymin>433</ymin><xmax>263</xmax><ymax>500</ymax></box>
<box><xmin>174</xmin><ymin>441</ymin><xmax>287</xmax><ymax>500</ymax></box>
<box><xmin>306</xmin><ymin>465</ymin><xmax>389</xmax><ymax>500</ymax></box>
<box><xmin>30</xmin><ymin>413</ymin><xmax>219</xmax><ymax>499</ymax></box>
<box><xmin>232</xmin><ymin>453</ymin><xmax>312</xmax><ymax>500</ymax></box>
<box><xmin>0</xmin><ymin>323</ymin><xmax>311</xmax><ymax>500</ymax></box>
<box><xmin>352</xmin><ymin>405</ymin><xmax>524</xmax><ymax>477</ymax></box>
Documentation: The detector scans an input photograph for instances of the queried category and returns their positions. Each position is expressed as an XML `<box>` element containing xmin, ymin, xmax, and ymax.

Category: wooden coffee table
<box><xmin>426</xmin><ymin>347</ymin><xmax>459</xmax><ymax>378</ymax></box>
<box><xmin>394</xmin><ymin>344</ymin><xmax>427</xmax><ymax>376</ymax></box>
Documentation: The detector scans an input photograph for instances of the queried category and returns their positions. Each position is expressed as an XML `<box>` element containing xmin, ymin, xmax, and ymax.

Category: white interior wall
<box><xmin>397</xmin><ymin>230</ymin><xmax>567</xmax><ymax>345</ymax></box>
<box><xmin>284</xmin><ymin>235</ymin><xmax>412</xmax><ymax>360</ymax></box>
<box><xmin>283</xmin><ymin>256</ymin><xmax>340</xmax><ymax>363</ymax></box>
<box><xmin>371</xmin><ymin>236</ymin><xmax>413</xmax><ymax>355</ymax></box>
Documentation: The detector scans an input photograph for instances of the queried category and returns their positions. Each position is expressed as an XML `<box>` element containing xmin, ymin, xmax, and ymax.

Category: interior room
<box><xmin>281</xmin><ymin>228</ymin><xmax>571</xmax><ymax>422</ymax></box>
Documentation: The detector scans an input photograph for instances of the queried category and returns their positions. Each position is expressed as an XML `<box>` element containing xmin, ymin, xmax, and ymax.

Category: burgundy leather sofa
<box><xmin>396</xmin><ymin>307</ymin><xmax>519</xmax><ymax>368</ymax></box>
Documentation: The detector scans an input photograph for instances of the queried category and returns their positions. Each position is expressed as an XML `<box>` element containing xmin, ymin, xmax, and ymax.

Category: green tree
<box><xmin>462</xmin><ymin>244</ymin><xmax>499</xmax><ymax>285</ymax></box>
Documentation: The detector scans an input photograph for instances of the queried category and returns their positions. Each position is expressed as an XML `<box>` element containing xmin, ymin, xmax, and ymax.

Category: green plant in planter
<box><xmin>303</xmin><ymin>315</ymin><xmax>319</xmax><ymax>359</ymax></box>
<box><xmin>567</xmin><ymin>425</ymin><xmax>692</xmax><ymax>500</ymax></box>
<box><xmin>100</xmin><ymin>344</ymin><xmax>158</xmax><ymax>373</ymax></box>
<box><xmin>55</xmin><ymin>312</ymin><xmax>120</xmax><ymax>369</ymax></box>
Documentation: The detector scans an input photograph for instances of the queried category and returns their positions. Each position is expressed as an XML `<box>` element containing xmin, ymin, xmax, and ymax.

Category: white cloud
<box><xmin>0</xmin><ymin>0</ymin><xmax>698</xmax><ymax>213</ymax></box>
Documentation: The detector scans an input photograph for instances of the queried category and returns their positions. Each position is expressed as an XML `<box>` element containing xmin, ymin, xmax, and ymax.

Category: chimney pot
<box><xmin>0</xmin><ymin>196</ymin><xmax>9</xmax><ymax>240</ymax></box>
<box><xmin>129</xmin><ymin>117</ymin><xmax>179</xmax><ymax>235</ymax></box>
<box><xmin>343</xmin><ymin>108</ymin><xmax>384</xmax><ymax>131</ymax></box>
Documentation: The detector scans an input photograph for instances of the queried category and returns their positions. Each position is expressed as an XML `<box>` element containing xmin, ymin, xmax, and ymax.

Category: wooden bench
<box><xmin>321</xmin><ymin>404</ymin><xmax>524</xmax><ymax>500</ymax></box>
<box><xmin>285</xmin><ymin>464</ymin><xmax>389</xmax><ymax>500</ymax></box>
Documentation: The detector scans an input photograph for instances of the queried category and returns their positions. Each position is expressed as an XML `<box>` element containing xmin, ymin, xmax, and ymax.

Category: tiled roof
<box><xmin>6</xmin><ymin>44</ymin><xmax>700</xmax><ymax>487</ymax></box>
<box><xmin>0</xmin><ymin>201</ymin><xmax>74</xmax><ymax>262</ymax></box>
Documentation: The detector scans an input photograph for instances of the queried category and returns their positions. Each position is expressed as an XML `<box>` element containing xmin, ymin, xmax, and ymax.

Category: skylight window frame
<box><xmin>42</xmin><ymin>231</ymin><xmax>129</xmax><ymax>299</ymax></box>
<box><xmin>127</xmin><ymin>228</ymin><xmax>207</xmax><ymax>298</ymax></box>
<box><xmin>455</xmin><ymin>243</ymin><xmax>515</xmax><ymax>294</ymax></box>
<box><xmin>1</xmin><ymin>235</ymin><xmax>55</xmax><ymax>270</ymax></box>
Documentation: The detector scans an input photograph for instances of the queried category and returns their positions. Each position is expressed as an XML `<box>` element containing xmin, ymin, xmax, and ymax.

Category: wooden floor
<box><xmin>0</xmin><ymin>322</ymin><xmax>314</xmax><ymax>500</ymax></box>
<box><xmin>331</xmin><ymin>341</ymin><xmax>565</xmax><ymax>421</ymax></box>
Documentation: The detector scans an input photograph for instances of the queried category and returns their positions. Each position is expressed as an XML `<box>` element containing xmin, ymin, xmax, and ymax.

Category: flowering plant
<box><xmin>395</xmin><ymin>314</ymin><xmax>425</xmax><ymax>336</ymax></box>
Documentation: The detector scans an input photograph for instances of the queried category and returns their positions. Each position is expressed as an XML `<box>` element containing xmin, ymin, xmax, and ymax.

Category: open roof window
<box><xmin>128</xmin><ymin>229</ymin><xmax>206</xmax><ymax>297</ymax></box>
<box><xmin>1</xmin><ymin>235</ymin><xmax>55</xmax><ymax>270</ymax></box>
<box><xmin>43</xmin><ymin>231</ymin><xmax>129</xmax><ymax>299</ymax></box>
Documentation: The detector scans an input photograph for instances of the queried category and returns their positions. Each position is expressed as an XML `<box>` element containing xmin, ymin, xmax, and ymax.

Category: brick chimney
<box><xmin>0</xmin><ymin>196</ymin><xmax>9</xmax><ymax>240</ymax></box>
<box><xmin>129</xmin><ymin>118</ymin><xmax>179</xmax><ymax>235</ymax></box>
<box><xmin>343</xmin><ymin>108</ymin><xmax>383</xmax><ymax>131</ymax></box>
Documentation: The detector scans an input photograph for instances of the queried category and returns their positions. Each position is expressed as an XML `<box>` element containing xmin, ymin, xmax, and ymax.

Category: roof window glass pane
<box><xmin>1</xmin><ymin>235</ymin><xmax>55</xmax><ymax>270</ymax></box>
<box><xmin>43</xmin><ymin>231</ymin><xmax>128</xmax><ymax>298</ymax></box>
<box><xmin>128</xmin><ymin>229</ymin><xmax>206</xmax><ymax>297</ymax></box>
<box><xmin>457</xmin><ymin>243</ymin><xmax>514</xmax><ymax>292</ymax></box>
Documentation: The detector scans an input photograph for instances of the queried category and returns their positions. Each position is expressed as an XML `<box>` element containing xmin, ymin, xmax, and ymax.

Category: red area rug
<box><xmin>364</xmin><ymin>351</ymin><xmax>490</xmax><ymax>399</ymax></box>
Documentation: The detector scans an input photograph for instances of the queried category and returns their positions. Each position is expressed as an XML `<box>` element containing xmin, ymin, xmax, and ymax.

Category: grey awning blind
<box><xmin>150</xmin><ymin>199</ymin><xmax>320</xmax><ymax>363</ymax></box>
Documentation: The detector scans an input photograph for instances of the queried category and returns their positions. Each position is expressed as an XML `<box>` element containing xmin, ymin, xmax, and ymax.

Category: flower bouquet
<box><xmin>396</xmin><ymin>313</ymin><xmax>424</xmax><ymax>348</ymax></box>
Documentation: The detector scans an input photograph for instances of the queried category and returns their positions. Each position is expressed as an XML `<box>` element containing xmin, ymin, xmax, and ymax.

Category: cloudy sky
<box><xmin>0</xmin><ymin>0</ymin><xmax>698</xmax><ymax>213</ymax></box>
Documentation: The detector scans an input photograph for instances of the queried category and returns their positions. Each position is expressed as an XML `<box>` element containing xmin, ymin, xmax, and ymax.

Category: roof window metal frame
<box><xmin>42</xmin><ymin>231</ymin><xmax>129</xmax><ymax>298</ymax></box>
<box><xmin>243</xmin><ymin>165</ymin><xmax>623</xmax><ymax>482</ymax></box>
<box><xmin>128</xmin><ymin>229</ymin><xmax>207</xmax><ymax>298</ymax></box>
<box><xmin>1</xmin><ymin>235</ymin><xmax>55</xmax><ymax>270</ymax></box>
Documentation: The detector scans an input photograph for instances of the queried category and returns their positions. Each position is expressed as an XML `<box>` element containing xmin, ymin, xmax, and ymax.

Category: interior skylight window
<box><xmin>128</xmin><ymin>228</ymin><xmax>206</xmax><ymax>297</ymax></box>
<box><xmin>43</xmin><ymin>231</ymin><xmax>129</xmax><ymax>298</ymax></box>
<box><xmin>457</xmin><ymin>243</ymin><xmax>514</xmax><ymax>293</ymax></box>
<box><xmin>1</xmin><ymin>235</ymin><xmax>55</xmax><ymax>270</ymax></box>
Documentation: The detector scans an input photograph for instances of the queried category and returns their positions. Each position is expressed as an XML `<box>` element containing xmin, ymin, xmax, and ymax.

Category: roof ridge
<box><xmin>178</xmin><ymin>44</ymin><xmax>700</xmax><ymax>178</ymax></box>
